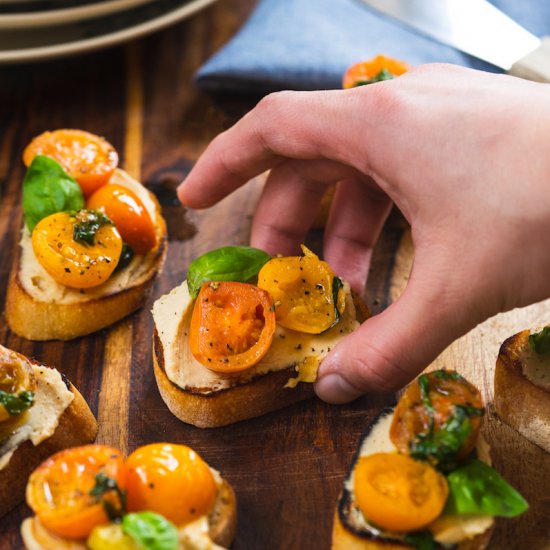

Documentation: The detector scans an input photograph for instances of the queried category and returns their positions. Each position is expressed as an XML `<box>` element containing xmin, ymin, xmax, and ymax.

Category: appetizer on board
<box><xmin>494</xmin><ymin>325</ymin><xmax>550</xmax><ymax>453</ymax></box>
<box><xmin>0</xmin><ymin>344</ymin><xmax>97</xmax><ymax>518</ymax></box>
<box><xmin>152</xmin><ymin>245</ymin><xmax>369</xmax><ymax>428</ymax></box>
<box><xmin>6</xmin><ymin>129</ymin><xmax>167</xmax><ymax>341</ymax></box>
<box><xmin>21</xmin><ymin>442</ymin><xmax>236</xmax><ymax>550</ymax></box>
<box><xmin>333</xmin><ymin>369</ymin><xmax>528</xmax><ymax>549</ymax></box>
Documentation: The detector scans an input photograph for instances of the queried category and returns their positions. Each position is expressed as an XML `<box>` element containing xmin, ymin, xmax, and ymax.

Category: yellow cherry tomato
<box><xmin>257</xmin><ymin>245</ymin><xmax>345</xmax><ymax>334</ymax></box>
<box><xmin>23</xmin><ymin>129</ymin><xmax>118</xmax><ymax>197</ymax></box>
<box><xmin>87</xmin><ymin>184</ymin><xmax>157</xmax><ymax>255</ymax></box>
<box><xmin>125</xmin><ymin>443</ymin><xmax>217</xmax><ymax>526</ymax></box>
<box><xmin>87</xmin><ymin>524</ymin><xmax>140</xmax><ymax>550</ymax></box>
<box><xmin>32</xmin><ymin>211</ymin><xmax>122</xmax><ymax>289</ymax></box>
<box><xmin>26</xmin><ymin>445</ymin><xmax>127</xmax><ymax>540</ymax></box>
<box><xmin>354</xmin><ymin>452</ymin><xmax>448</xmax><ymax>533</ymax></box>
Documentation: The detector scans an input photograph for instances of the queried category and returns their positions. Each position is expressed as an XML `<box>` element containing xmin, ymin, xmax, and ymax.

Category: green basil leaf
<box><xmin>445</xmin><ymin>459</ymin><xmax>529</xmax><ymax>517</ymax></box>
<box><xmin>123</xmin><ymin>512</ymin><xmax>178</xmax><ymax>550</ymax></box>
<box><xmin>0</xmin><ymin>390</ymin><xmax>34</xmax><ymax>416</ymax></box>
<box><xmin>89</xmin><ymin>472</ymin><xmax>127</xmax><ymax>520</ymax></box>
<box><xmin>115</xmin><ymin>243</ymin><xmax>135</xmax><ymax>273</ymax></box>
<box><xmin>529</xmin><ymin>326</ymin><xmax>550</xmax><ymax>355</ymax></box>
<box><xmin>22</xmin><ymin>155</ymin><xmax>85</xmax><ymax>232</ymax></box>
<box><xmin>187</xmin><ymin>246</ymin><xmax>271</xmax><ymax>298</ymax></box>
<box><xmin>72</xmin><ymin>209</ymin><xmax>113</xmax><ymax>246</ymax></box>
<box><xmin>410</xmin><ymin>404</ymin><xmax>484</xmax><ymax>471</ymax></box>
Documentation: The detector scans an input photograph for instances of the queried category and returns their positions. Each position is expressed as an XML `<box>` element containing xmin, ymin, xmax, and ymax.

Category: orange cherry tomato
<box><xmin>390</xmin><ymin>370</ymin><xmax>484</xmax><ymax>463</ymax></box>
<box><xmin>257</xmin><ymin>245</ymin><xmax>345</xmax><ymax>334</ymax></box>
<box><xmin>87</xmin><ymin>184</ymin><xmax>157</xmax><ymax>255</ymax></box>
<box><xmin>343</xmin><ymin>55</ymin><xmax>409</xmax><ymax>89</ymax></box>
<box><xmin>354</xmin><ymin>452</ymin><xmax>448</xmax><ymax>533</ymax></box>
<box><xmin>26</xmin><ymin>445</ymin><xmax>127</xmax><ymax>540</ymax></box>
<box><xmin>125</xmin><ymin>443</ymin><xmax>217</xmax><ymax>526</ymax></box>
<box><xmin>189</xmin><ymin>281</ymin><xmax>276</xmax><ymax>373</ymax></box>
<box><xmin>32</xmin><ymin>211</ymin><xmax>123</xmax><ymax>289</ymax></box>
<box><xmin>23</xmin><ymin>129</ymin><xmax>118</xmax><ymax>197</ymax></box>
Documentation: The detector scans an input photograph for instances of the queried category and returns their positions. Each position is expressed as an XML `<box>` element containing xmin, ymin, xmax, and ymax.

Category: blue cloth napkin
<box><xmin>194</xmin><ymin>0</ymin><xmax>550</xmax><ymax>93</ymax></box>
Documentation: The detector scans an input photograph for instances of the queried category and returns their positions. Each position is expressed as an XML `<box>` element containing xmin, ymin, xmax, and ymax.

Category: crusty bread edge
<box><xmin>153</xmin><ymin>329</ymin><xmax>315</xmax><ymax>428</ymax></box>
<box><xmin>494</xmin><ymin>329</ymin><xmax>550</xmax><ymax>454</ymax></box>
<box><xmin>331</xmin><ymin>512</ymin><xmax>493</xmax><ymax>550</ymax></box>
<box><xmin>0</xmin><ymin>381</ymin><xmax>98</xmax><ymax>518</ymax></box>
<box><xmin>5</xmin><ymin>232</ymin><xmax>167</xmax><ymax>342</ymax></box>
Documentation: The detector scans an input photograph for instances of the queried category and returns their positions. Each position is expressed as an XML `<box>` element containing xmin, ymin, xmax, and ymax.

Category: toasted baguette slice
<box><xmin>21</xmin><ymin>472</ymin><xmax>237</xmax><ymax>549</ymax></box>
<box><xmin>0</xmin><ymin>350</ymin><xmax>97</xmax><ymax>518</ymax></box>
<box><xmin>152</xmin><ymin>279</ymin><xmax>369</xmax><ymax>429</ymax></box>
<box><xmin>494</xmin><ymin>328</ymin><xmax>550</xmax><ymax>453</ymax></box>
<box><xmin>5</xmin><ymin>169</ymin><xmax>167</xmax><ymax>341</ymax></box>
<box><xmin>332</xmin><ymin>408</ymin><xmax>494</xmax><ymax>550</ymax></box>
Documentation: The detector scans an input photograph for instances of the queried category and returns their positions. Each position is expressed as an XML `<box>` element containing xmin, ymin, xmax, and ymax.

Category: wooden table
<box><xmin>0</xmin><ymin>1</ymin><xmax>549</xmax><ymax>548</ymax></box>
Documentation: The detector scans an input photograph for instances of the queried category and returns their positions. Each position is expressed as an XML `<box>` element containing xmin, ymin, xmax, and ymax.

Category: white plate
<box><xmin>0</xmin><ymin>0</ymin><xmax>219</xmax><ymax>63</ymax></box>
<box><xmin>0</xmin><ymin>0</ymin><xmax>155</xmax><ymax>30</ymax></box>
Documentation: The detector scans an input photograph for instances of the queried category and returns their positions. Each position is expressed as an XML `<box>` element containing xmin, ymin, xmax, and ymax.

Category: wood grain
<box><xmin>0</xmin><ymin>1</ymin><xmax>548</xmax><ymax>549</ymax></box>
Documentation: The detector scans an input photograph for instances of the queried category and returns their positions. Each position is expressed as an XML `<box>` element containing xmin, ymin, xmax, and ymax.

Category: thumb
<box><xmin>315</xmin><ymin>265</ymin><xmax>469</xmax><ymax>403</ymax></box>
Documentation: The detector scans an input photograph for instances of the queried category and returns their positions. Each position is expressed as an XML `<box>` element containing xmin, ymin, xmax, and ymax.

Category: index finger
<box><xmin>177</xmin><ymin>88</ymin><xmax>376</xmax><ymax>208</ymax></box>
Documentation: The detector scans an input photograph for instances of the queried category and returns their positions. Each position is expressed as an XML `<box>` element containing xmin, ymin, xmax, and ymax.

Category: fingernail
<box><xmin>314</xmin><ymin>373</ymin><xmax>363</xmax><ymax>404</ymax></box>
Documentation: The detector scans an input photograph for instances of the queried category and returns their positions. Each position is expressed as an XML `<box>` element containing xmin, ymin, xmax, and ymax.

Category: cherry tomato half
<box><xmin>125</xmin><ymin>443</ymin><xmax>217</xmax><ymax>526</ymax></box>
<box><xmin>26</xmin><ymin>445</ymin><xmax>127</xmax><ymax>539</ymax></box>
<box><xmin>87</xmin><ymin>184</ymin><xmax>156</xmax><ymax>255</ymax></box>
<box><xmin>23</xmin><ymin>129</ymin><xmax>118</xmax><ymax>197</ymax></box>
<box><xmin>32</xmin><ymin>211</ymin><xmax>122</xmax><ymax>289</ymax></box>
<box><xmin>354</xmin><ymin>452</ymin><xmax>448</xmax><ymax>533</ymax></box>
<box><xmin>189</xmin><ymin>281</ymin><xmax>276</xmax><ymax>373</ymax></box>
<box><xmin>390</xmin><ymin>370</ymin><xmax>484</xmax><ymax>464</ymax></box>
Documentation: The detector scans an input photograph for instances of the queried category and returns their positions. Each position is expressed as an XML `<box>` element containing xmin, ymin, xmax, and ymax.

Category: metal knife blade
<box><xmin>358</xmin><ymin>0</ymin><xmax>540</xmax><ymax>70</ymax></box>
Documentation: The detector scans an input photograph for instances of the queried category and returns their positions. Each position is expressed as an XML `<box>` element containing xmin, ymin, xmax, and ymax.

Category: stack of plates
<box><xmin>0</xmin><ymin>0</ymin><xmax>219</xmax><ymax>64</ymax></box>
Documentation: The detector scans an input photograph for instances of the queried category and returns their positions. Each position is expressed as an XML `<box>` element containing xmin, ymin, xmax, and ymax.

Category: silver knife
<box><xmin>359</xmin><ymin>0</ymin><xmax>550</xmax><ymax>82</ymax></box>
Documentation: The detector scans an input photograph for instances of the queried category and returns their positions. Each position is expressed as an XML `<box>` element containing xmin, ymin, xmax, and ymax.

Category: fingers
<box><xmin>323</xmin><ymin>177</ymin><xmax>393</xmax><ymax>294</ymax></box>
<box><xmin>250</xmin><ymin>159</ymin><xmax>362</xmax><ymax>256</ymax></box>
<box><xmin>177</xmin><ymin>88</ymin><xmax>376</xmax><ymax>208</ymax></box>
<box><xmin>315</xmin><ymin>252</ymin><xmax>470</xmax><ymax>403</ymax></box>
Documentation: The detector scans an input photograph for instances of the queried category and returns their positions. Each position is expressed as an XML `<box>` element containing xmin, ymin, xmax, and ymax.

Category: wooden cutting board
<box><xmin>0</xmin><ymin>1</ymin><xmax>549</xmax><ymax>547</ymax></box>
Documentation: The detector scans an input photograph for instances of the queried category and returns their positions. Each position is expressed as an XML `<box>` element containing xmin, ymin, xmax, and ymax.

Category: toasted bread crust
<box><xmin>332</xmin><ymin>513</ymin><xmax>492</xmax><ymax>550</ymax></box>
<box><xmin>0</xmin><ymin>382</ymin><xmax>97</xmax><ymax>518</ymax></box>
<box><xmin>153</xmin><ymin>329</ymin><xmax>315</xmax><ymax>428</ymax></box>
<box><xmin>494</xmin><ymin>329</ymin><xmax>550</xmax><ymax>453</ymax></box>
<box><xmin>5</xmin><ymin>233</ymin><xmax>167</xmax><ymax>341</ymax></box>
<box><xmin>209</xmin><ymin>478</ymin><xmax>237</xmax><ymax>547</ymax></box>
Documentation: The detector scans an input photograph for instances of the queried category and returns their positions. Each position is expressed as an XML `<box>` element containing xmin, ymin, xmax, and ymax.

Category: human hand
<box><xmin>177</xmin><ymin>64</ymin><xmax>550</xmax><ymax>403</ymax></box>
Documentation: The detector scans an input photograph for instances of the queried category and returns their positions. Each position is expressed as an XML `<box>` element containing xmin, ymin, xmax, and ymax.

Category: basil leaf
<box><xmin>410</xmin><ymin>404</ymin><xmax>484</xmax><ymax>471</ymax></box>
<box><xmin>187</xmin><ymin>246</ymin><xmax>271</xmax><ymax>298</ymax></box>
<box><xmin>115</xmin><ymin>244</ymin><xmax>135</xmax><ymax>273</ymax></box>
<box><xmin>123</xmin><ymin>512</ymin><xmax>178</xmax><ymax>550</ymax></box>
<box><xmin>529</xmin><ymin>326</ymin><xmax>550</xmax><ymax>355</ymax></box>
<box><xmin>89</xmin><ymin>472</ymin><xmax>127</xmax><ymax>520</ymax></box>
<box><xmin>445</xmin><ymin>459</ymin><xmax>529</xmax><ymax>517</ymax></box>
<box><xmin>73</xmin><ymin>209</ymin><xmax>113</xmax><ymax>246</ymax></box>
<box><xmin>22</xmin><ymin>155</ymin><xmax>84</xmax><ymax>232</ymax></box>
<box><xmin>403</xmin><ymin>531</ymin><xmax>436</xmax><ymax>550</ymax></box>
<box><xmin>0</xmin><ymin>390</ymin><xmax>34</xmax><ymax>416</ymax></box>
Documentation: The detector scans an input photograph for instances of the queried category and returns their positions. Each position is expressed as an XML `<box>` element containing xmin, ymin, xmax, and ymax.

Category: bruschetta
<box><xmin>494</xmin><ymin>325</ymin><xmax>550</xmax><ymax>453</ymax></box>
<box><xmin>21</xmin><ymin>442</ymin><xmax>237</xmax><ymax>550</ymax></box>
<box><xmin>152</xmin><ymin>244</ymin><xmax>369</xmax><ymax>428</ymax></box>
<box><xmin>0</xmin><ymin>344</ymin><xmax>97</xmax><ymax>518</ymax></box>
<box><xmin>333</xmin><ymin>369</ymin><xmax>528</xmax><ymax>549</ymax></box>
<box><xmin>6</xmin><ymin>129</ymin><xmax>167</xmax><ymax>341</ymax></box>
